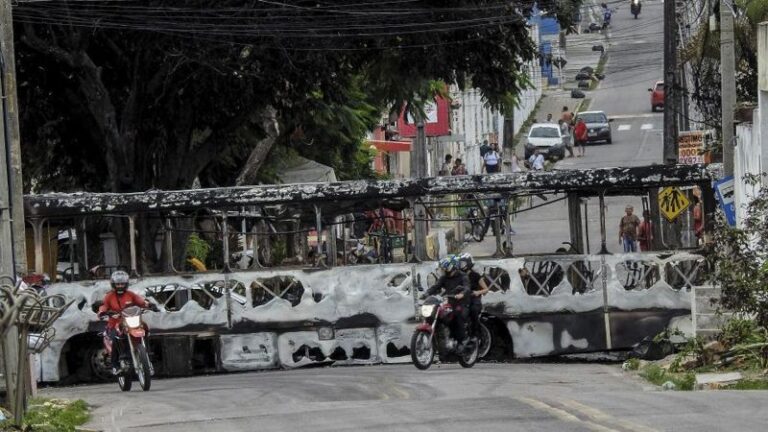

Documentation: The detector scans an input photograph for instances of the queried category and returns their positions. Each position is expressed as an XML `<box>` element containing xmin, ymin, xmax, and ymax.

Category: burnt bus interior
<box><xmin>23</xmin><ymin>164</ymin><xmax>718</xmax><ymax>381</ymax></box>
<box><xmin>24</xmin><ymin>165</ymin><xmax>718</xmax><ymax>280</ymax></box>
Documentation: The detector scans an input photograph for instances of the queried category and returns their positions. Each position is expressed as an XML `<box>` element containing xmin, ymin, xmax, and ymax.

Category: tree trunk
<box><xmin>236</xmin><ymin>106</ymin><xmax>280</xmax><ymax>186</ymax></box>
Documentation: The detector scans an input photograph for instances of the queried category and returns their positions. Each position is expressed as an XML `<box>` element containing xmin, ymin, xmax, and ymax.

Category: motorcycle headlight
<box><xmin>420</xmin><ymin>305</ymin><xmax>435</xmax><ymax>318</ymax></box>
<box><xmin>125</xmin><ymin>316</ymin><xmax>141</xmax><ymax>328</ymax></box>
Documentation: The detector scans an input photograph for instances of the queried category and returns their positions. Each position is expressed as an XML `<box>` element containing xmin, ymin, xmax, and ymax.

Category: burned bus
<box><xmin>23</xmin><ymin>164</ymin><xmax>717</xmax><ymax>383</ymax></box>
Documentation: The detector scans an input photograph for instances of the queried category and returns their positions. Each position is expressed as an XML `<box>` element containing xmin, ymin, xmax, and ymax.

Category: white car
<box><xmin>524</xmin><ymin>123</ymin><xmax>566</xmax><ymax>160</ymax></box>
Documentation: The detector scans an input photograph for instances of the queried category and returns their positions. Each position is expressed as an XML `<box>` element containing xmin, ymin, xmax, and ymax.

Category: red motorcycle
<box><xmin>102</xmin><ymin>305</ymin><xmax>155</xmax><ymax>391</ymax></box>
<box><xmin>411</xmin><ymin>295</ymin><xmax>479</xmax><ymax>370</ymax></box>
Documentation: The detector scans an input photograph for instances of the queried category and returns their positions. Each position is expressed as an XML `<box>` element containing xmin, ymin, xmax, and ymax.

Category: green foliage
<box><xmin>624</xmin><ymin>358</ymin><xmax>641</xmax><ymax>371</ymax></box>
<box><xmin>15</xmin><ymin>0</ymin><xmax>540</xmax><ymax>192</ymax></box>
<box><xmin>708</xmin><ymin>182</ymin><xmax>768</xmax><ymax>327</ymax></box>
<box><xmin>639</xmin><ymin>365</ymin><xmax>695</xmax><ymax>391</ymax></box>
<box><xmin>185</xmin><ymin>233</ymin><xmax>212</xmax><ymax>264</ymax></box>
<box><xmin>726</xmin><ymin>379</ymin><xmax>768</xmax><ymax>390</ymax></box>
<box><xmin>720</xmin><ymin>319</ymin><xmax>768</xmax><ymax>347</ymax></box>
<box><xmin>0</xmin><ymin>398</ymin><xmax>90</xmax><ymax>432</ymax></box>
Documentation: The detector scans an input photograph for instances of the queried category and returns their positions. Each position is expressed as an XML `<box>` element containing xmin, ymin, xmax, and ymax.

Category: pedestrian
<box><xmin>528</xmin><ymin>149</ymin><xmax>545</xmax><ymax>171</ymax></box>
<box><xmin>440</xmin><ymin>154</ymin><xmax>453</xmax><ymax>176</ymax></box>
<box><xmin>510</xmin><ymin>153</ymin><xmax>521</xmax><ymax>173</ymax></box>
<box><xmin>483</xmin><ymin>143</ymin><xmax>501</xmax><ymax>173</ymax></box>
<box><xmin>637</xmin><ymin>210</ymin><xmax>654</xmax><ymax>252</ymax></box>
<box><xmin>619</xmin><ymin>205</ymin><xmax>641</xmax><ymax>253</ymax></box>
<box><xmin>692</xmin><ymin>196</ymin><xmax>703</xmax><ymax>243</ymax></box>
<box><xmin>479</xmin><ymin>140</ymin><xmax>490</xmax><ymax>158</ymax></box>
<box><xmin>451</xmin><ymin>158</ymin><xmax>467</xmax><ymax>175</ymax></box>
<box><xmin>560</xmin><ymin>106</ymin><xmax>573</xmax><ymax>125</ymax></box>
<box><xmin>574</xmin><ymin>117</ymin><xmax>587</xmax><ymax>157</ymax></box>
<box><xmin>546</xmin><ymin>113</ymin><xmax>553</xmax><ymax>122</ymax></box>
<box><xmin>560</xmin><ymin>120</ymin><xmax>574</xmax><ymax>157</ymax></box>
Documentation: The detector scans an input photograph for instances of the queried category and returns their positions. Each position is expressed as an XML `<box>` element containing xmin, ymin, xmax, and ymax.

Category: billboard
<box><xmin>678</xmin><ymin>130</ymin><xmax>713</xmax><ymax>165</ymax></box>
<box><xmin>397</xmin><ymin>96</ymin><xmax>451</xmax><ymax>138</ymax></box>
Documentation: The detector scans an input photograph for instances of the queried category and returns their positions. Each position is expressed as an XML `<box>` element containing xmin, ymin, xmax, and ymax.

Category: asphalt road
<box><xmin>467</xmin><ymin>0</ymin><xmax>670</xmax><ymax>257</ymax></box>
<box><xmin>44</xmin><ymin>363</ymin><xmax>768</xmax><ymax>432</ymax></box>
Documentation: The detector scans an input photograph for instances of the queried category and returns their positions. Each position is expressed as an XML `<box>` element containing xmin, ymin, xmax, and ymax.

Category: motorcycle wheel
<box><xmin>410</xmin><ymin>331</ymin><xmax>435</xmax><ymax>370</ymax></box>
<box><xmin>458</xmin><ymin>338</ymin><xmax>480</xmax><ymax>368</ymax></box>
<box><xmin>118</xmin><ymin>371</ymin><xmax>132</xmax><ymax>392</ymax></box>
<box><xmin>347</xmin><ymin>252</ymin><xmax>358</xmax><ymax>265</ymax></box>
<box><xmin>478</xmin><ymin>322</ymin><xmax>492</xmax><ymax>359</ymax></box>
<box><xmin>471</xmin><ymin>222</ymin><xmax>485</xmax><ymax>242</ymax></box>
<box><xmin>135</xmin><ymin>343</ymin><xmax>152</xmax><ymax>391</ymax></box>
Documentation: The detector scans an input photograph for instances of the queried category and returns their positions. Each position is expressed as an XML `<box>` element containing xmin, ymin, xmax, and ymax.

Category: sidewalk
<box><xmin>502</xmin><ymin>30</ymin><xmax>607</xmax><ymax>167</ymax></box>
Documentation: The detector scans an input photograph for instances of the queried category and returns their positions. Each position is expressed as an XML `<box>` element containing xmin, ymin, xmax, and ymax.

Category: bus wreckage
<box><xmin>23</xmin><ymin>164</ymin><xmax>718</xmax><ymax>383</ymax></box>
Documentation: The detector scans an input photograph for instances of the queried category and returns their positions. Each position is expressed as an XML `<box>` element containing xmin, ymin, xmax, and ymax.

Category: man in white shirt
<box><xmin>528</xmin><ymin>150</ymin><xmax>545</xmax><ymax>171</ymax></box>
<box><xmin>483</xmin><ymin>143</ymin><xmax>501</xmax><ymax>173</ymax></box>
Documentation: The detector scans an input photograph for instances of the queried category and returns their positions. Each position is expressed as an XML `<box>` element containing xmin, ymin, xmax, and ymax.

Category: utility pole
<box><xmin>409</xmin><ymin>118</ymin><xmax>428</xmax><ymax>261</ymax></box>
<box><xmin>720</xmin><ymin>0</ymin><xmax>736</xmax><ymax>176</ymax></box>
<box><xmin>1</xmin><ymin>2</ymin><xmax>26</xmax><ymax>423</ymax></box>
<box><xmin>663</xmin><ymin>0</ymin><xmax>679</xmax><ymax>164</ymax></box>
<box><xmin>0</xmin><ymin>0</ymin><xmax>27</xmax><ymax>274</ymax></box>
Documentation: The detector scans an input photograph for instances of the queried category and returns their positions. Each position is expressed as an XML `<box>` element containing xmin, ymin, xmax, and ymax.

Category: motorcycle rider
<box><xmin>424</xmin><ymin>255</ymin><xmax>472</xmax><ymax>350</ymax></box>
<box><xmin>98</xmin><ymin>270</ymin><xmax>157</xmax><ymax>375</ymax></box>
<box><xmin>458</xmin><ymin>253</ymin><xmax>489</xmax><ymax>337</ymax></box>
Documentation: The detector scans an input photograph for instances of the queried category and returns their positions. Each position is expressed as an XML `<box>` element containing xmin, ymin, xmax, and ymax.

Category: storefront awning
<box><xmin>368</xmin><ymin>139</ymin><xmax>412</xmax><ymax>152</ymax></box>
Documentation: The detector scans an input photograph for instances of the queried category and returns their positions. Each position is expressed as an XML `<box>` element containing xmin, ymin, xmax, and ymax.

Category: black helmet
<box><xmin>110</xmin><ymin>270</ymin><xmax>130</xmax><ymax>294</ymax></box>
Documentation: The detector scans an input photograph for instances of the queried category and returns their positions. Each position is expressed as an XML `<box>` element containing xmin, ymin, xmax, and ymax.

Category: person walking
<box><xmin>560</xmin><ymin>120</ymin><xmax>574</xmax><ymax>158</ymax></box>
<box><xmin>574</xmin><ymin>117</ymin><xmax>587</xmax><ymax>157</ymax></box>
<box><xmin>560</xmin><ymin>106</ymin><xmax>573</xmax><ymax>125</ymax></box>
<box><xmin>619</xmin><ymin>205</ymin><xmax>641</xmax><ymax>252</ymax></box>
<box><xmin>483</xmin><ymin>143</ymin><xmax>501</xmax><ymax>173</ymax></box>
<box><xmin>440</xmin><ymin>154</ymin><xmax>453</xmax><ymax>176</ymax></box>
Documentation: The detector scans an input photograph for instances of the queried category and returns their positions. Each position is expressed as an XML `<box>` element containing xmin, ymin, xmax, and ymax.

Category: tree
<box><xmin>14</xmin><ymin>0</ymin><xmax>547</xmax><ymax>272</ymax></box>
<box><xmin>682</xmin><ymin>0</ymin><xmax>768</xmax><ymax>132</ymax></box>
<box><xmin>708</xmin><ymin>177</ymin><xmax>768</xmax><ymax>327</ymax></box>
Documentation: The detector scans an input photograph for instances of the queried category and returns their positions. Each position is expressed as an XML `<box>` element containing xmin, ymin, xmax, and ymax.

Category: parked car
<box><xmin>648</xmin><ymin>81</ymin><xmax>664</xmax><ymax>112</ymax></box>
<box><xmin>575</xmin><ymin>111</ymin><xmax>613</xmax><ymax>144</ymax></box>
<box><xmin>524</xmin><ymin>123</ymin><xmax>566</xmax><ymax>160</ymax></box>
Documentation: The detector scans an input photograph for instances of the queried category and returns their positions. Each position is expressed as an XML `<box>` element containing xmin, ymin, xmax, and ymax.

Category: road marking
<box><xmin>561</xmin><ymin>400</ymin><xmax>659</xmax><ymax>432</ymax></box>
<box><xmin>609</xmin><ymin>114</ymin><xmax>660</xmax><ymax>120</ymax></box>
<box><xmin>516</xmin><ymin>397</ymin><xmax>619</xmax><ymax>432</ymax></box>
<box><xmin>617</xmin><ymin>124</ymin><xmax>631</xmax><ymax>131</ymax></box>
<box><xmin>641</xmin><ymin>123</ymin><xmax>653</xmax><ymax>130</ymax></box>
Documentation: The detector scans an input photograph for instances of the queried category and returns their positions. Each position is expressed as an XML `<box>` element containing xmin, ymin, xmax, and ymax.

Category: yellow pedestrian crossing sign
<box><xmin>658</xmin><ymin>187</ymin><xmax>690</xmax><ymax>222</ymax></box>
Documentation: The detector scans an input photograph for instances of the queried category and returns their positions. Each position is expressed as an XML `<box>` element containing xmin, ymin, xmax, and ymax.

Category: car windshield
<box><xmin>655</xmin><ymin>83</ymin><xmax>664</xmax><ymax>91</ymax></box>
<box><xmin>529</xmin><ymin>127</ymin><xmax>559</xmax><ymax>138</ymax></box>
<box><xmin>578</xmin><ymin>113</ymin><xmax>607</xmax><ymax>123</ymax></box>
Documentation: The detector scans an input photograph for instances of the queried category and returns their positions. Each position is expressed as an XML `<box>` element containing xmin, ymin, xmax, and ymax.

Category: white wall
<box><xmin>734</xmin><ymin>122</ymin><xmax>762</xmax><ymax>226</ymax></box>
<box><xmin>448</xmin><ymin>25</ymin><xmax>542</xmax><ymax>174</ymax></box>
<box><xmin>734</xmin><ymin>23</ymin><xmax>768</xmax><ymax>226</ymax></box>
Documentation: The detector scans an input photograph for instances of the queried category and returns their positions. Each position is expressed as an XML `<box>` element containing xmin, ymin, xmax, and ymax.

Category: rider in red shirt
<box><xmin>98</xmin><ymin>271</ymin><xmax>155</xmax><ymax>375</ymax></box>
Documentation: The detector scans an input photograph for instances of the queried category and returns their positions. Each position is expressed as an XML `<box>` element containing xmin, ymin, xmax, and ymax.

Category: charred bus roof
<box><xmin>25</xmin><ymin>164</ymin><xmax>718</xmax><ymax>218</ymax></box>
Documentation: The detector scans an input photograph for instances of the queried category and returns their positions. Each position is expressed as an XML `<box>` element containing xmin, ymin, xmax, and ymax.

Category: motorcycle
<box><xmin>630</xmin><ymin>0</ymin><xmax>641</xmax><ymax>19</ymax></box>
<box><xmin>410</xmin><ymin>295</ymin><xmax>479</xmax><ymax>370</ymax></box>
<box><xmin>102</xmin><ymin>305</ymin><xmax>156</xmax><ymax>391</ymax></box>
<box><xmin>346</xmin><ymin>240</ymin><xmax>378</xmax><ymax>264</ymax></box>
<box><xmin>467</xmin><ymin>202</ymin><xmax>508</xmax><ymax>242</ymax></box>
